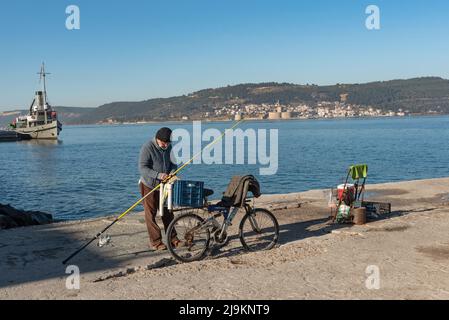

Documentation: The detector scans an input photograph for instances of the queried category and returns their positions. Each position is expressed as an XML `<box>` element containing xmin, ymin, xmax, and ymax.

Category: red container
<box><xmin>337</xmin><ymin>184</ymin><xmax>355</xmax><ymax>201</ymax></box>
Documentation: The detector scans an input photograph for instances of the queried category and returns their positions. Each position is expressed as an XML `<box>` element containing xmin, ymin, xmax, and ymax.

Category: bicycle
<box><xmin>165</xmin><ymin>182</ymin><xmax>280</xmax><ymax>263</ymax></box>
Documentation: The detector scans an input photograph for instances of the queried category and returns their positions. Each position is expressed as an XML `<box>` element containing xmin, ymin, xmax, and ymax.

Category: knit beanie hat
<box><xmin>155</xmin><ymin>127</ymin><xmax>172</xmax><ymax>142</ymax></box>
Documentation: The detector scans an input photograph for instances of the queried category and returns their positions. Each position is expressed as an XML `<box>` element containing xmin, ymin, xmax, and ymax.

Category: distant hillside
<box><xmin>54</xmin><ymin>107</ymin><xmax>96</xmax><ymax>123</ymax></box>
<box><xmin>2</xmin><ymin>77</ymin><xmax>449</xmax><ymax>125</ymax></box>
<box><xmin>73</xmin><ymin>77</ymin><xmax>449</xmax><ymax>124</ymax></box>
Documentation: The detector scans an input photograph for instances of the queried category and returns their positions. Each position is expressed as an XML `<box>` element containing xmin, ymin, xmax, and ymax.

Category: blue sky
<box><xmin>0</xmin><ymin>0</ymin><xmax>448</xmax><ymax>110</ymax></box>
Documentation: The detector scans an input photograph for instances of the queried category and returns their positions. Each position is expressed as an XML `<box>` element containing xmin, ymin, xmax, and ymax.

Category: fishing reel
<box><xmin>97</xmin><ymin>234</ymin><xmax>111</xmax><ymax>248</ymax></box>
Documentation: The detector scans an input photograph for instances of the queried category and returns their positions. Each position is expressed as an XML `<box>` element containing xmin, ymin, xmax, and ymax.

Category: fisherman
<box><xmin>138</xmin><ymin>127</ymin><xmax>180</xmax><ymax>251</ymax></box>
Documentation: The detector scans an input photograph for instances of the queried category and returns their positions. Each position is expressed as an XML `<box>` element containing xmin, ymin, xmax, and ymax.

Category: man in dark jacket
<box><xmin>139</xmin><ymin>127</ymin><xmax>179</xmax><ymax>250</ymax></box>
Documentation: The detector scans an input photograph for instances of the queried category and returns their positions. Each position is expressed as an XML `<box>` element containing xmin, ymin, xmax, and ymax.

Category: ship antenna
<box><xmin>38</xmin><ymin>62</ymin><xmax>51</xmax><ymax>105</ymax></box>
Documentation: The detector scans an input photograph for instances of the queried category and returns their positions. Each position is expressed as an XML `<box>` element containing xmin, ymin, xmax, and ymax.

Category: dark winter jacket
<box><xmin>217</xmin><ymin>175</ymin><xmax>261</xmax><ymax>208</ymax></box>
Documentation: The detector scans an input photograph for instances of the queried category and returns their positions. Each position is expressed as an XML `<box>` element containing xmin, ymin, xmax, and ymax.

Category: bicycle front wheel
<box><xmin>239</xmin><ymin>209</ymin><xmax>279</xmax><ymax>252</ymax></box>
<box><xmin>167</xmin><ymin>212</ymin><xmax>211</xmax><ymax>263</ymax></box>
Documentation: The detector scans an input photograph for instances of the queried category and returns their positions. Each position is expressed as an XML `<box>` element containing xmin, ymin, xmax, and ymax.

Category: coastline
<box><xmin>3</xmin><ymin>114</ymin><xmax>446</xmax><ymax>131</ymax></box>
<box><xmin>60</xmin><ymin>113</ymin><xmax>448</xmax><ymax>127</ymax></box>
<box><xmin>1</xmin><ymin>177</ymin><xmax>448</xmax><ymax>299</ymax></box>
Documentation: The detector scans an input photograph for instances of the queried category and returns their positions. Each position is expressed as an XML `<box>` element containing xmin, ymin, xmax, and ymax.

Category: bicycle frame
<box><xmin>196</xmin><ymin>203</ymin><xmax>262</xmax><ymax>242</ymax></box>
<box><xmin>191</xmin><ymin>207</ymin><xmax>239</xmax><ymax>239</ymax></box>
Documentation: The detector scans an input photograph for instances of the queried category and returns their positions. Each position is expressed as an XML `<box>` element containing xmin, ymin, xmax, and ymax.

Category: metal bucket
<box><xmin>353</xmin><ymin>207</ymin><xmax>367</xmax><ymax>225</ymax></box>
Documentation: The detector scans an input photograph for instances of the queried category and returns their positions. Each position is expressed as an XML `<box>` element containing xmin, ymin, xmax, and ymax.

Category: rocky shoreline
<box><xmin>0</xmin><ymin>203</ymin><xmax>53</xmax><ymax>229</ymax></box>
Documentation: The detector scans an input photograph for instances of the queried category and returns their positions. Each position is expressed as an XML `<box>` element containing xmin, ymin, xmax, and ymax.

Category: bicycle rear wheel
<box><xmin>167</xmin><ymin>212</ymin><xmax>211</xmax><ymax>263</ymax></box>
<box><xmin>239</xmin><ymin>208</ymin><xmax>279</xmax><ymax>252</ymax></box>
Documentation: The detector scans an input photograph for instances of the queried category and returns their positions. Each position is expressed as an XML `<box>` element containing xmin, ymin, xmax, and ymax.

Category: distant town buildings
<box><xmin>208</xmin><ymin>100</ymin><xmax>410</xmax><ymax>121</ymax></box>
<box><xmin>340</xmin><ymin>93</ymin><xmax>349</xmax><ymax>103</ymax></box>
<box><xmin>93</xmin><ymin>99</ymin><xmax>412</xmax><ymax>125</ymax></box>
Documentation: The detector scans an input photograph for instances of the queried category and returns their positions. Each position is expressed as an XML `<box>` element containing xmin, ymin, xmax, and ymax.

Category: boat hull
<box><xmin>14</xmin><ymin>121</ymin><xmax>61</xmax><ymax>140</ymax></box>
<box><xmin>0</xmin><ymin>130</ymin><xmax>32</xmax><ymax>142</ymax></box>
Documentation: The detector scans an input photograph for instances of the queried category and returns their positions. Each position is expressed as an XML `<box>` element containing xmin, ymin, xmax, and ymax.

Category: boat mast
<box><xmin>38</xmin><ymin>62</ymin><xmax>51</xmax><ymax>105</ymax></box>
<box><xmin>38</xmin><ymin>62</ymin><xmax>51</xmax><ymax>124</ymax></box>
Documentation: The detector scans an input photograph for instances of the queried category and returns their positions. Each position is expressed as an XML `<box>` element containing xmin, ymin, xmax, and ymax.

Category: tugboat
<box><xmin>10</xmin><ymin>63</ymin><xmax>62</xmax><ymax>139</ymax></box>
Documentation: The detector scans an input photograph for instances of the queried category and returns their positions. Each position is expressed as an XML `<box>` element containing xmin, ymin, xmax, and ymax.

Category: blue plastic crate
<box><xmin>173</xmin><ymin>180</ymin><xmax>204</xmax><ymax>208</ymax></box>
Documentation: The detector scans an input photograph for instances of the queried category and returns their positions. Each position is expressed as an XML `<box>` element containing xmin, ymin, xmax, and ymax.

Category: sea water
<box><xmin>0</xmin><ymin>116</ymin><xmax>448</xmax><ymax>220</ymax></box>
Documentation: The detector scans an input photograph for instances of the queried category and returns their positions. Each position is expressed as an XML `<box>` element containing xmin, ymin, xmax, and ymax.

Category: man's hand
<box><xmin>158</xmin><ymin>173</ymin><xmax>169</xmax><ymax>181</ymax></box>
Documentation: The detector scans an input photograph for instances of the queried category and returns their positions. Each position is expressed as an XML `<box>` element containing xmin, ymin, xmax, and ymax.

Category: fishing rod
<box><xmin>62</xmin><ymin>119</ymin><xmax>244</xmax><ymax>265</ymax></box>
